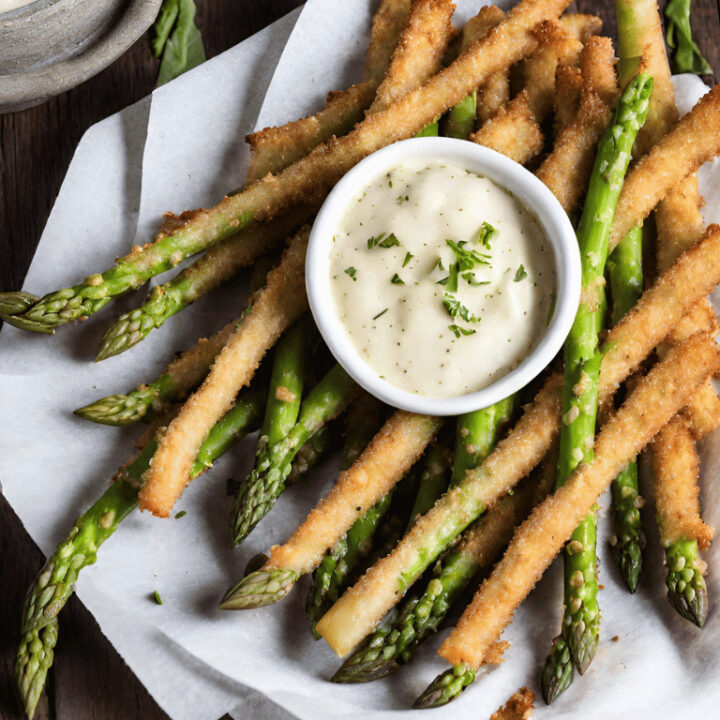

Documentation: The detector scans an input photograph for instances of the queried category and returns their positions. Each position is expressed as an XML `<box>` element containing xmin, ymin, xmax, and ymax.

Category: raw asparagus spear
<box><xmin>607</xmin><ymin>225</ymin><xmax>646</xmax><ymax>593</ymax></box>
<box><xmin>414</xmin><ymin>663</ymin><xmax>476</xmax><ymax>708</ymax></box>
<box><xmin>0</xmin><ymin>291</ymin><xmax>40</xmax><ymax>316</ymax></box>
<box><xmin>334</xmin><ymin>398</ymin><xmax>516</xmax><ymax>685</ymax></box>
<box><xmin>15</xmin><ymin>386</ymin><xmax>264</xmax><ymax>719</ymax></box>
<box><xmin>541</xmin><ymin>73</ymin><xmax>652</xmax><ymax>703</ymax></box>
<box><xmin>95</xmin><ymin>209</ymin><xmax>310</xmax><ymax>360</ymax></box>
<box><xmin>305</xmin><ymin>396</ymin><xmax>386</xmax><ymax>637</ymax></box>
<box><xmin>229</xmin><ymin>364</ymin><xmax>361</xmax><ymax>545</ymax></box>
<box><xmin>75</xmin><ymin>257</ymin><xmax>274</xmax><ymax>426</ymax></box>
<box><xmin>666</xmin><ymin>537</ymin><xmax>707</xmax><ymax>626</ymax></box>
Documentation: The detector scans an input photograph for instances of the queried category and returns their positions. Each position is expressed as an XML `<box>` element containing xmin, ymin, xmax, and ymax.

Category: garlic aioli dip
<box><xmin>328</xmin><ymin>159</ymin><xmax>556</xmax><ymax>398</ymax></box>
<box><xmin>0</xmin><ymin>0</ymin><xmax>36</xmax><ymax>12</ymax></box>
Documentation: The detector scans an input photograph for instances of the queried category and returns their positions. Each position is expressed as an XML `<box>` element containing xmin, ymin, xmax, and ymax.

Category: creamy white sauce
<box><xmin>0</xmin><ymin>0</ymin><xmax>37</xmax><ymax>12</ymax></box>
<box><xmin>329</xmin><ymin>159</ymin><xmax>556</xmax><ymax>398</ymax></box>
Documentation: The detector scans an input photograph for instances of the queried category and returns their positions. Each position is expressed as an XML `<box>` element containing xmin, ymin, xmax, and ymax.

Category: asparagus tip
<box><xmin>219</xmin><ymin>567</ymin><xmax>297</xmax><ymax>610</ymax></box>
<box><xmin>541</xmin><ymin>636</ymin><xmax>574</xmax><ymax>704</ymax></box>
<box><xmin>617</xmin><ymin>538</ymin><xmax>644</xmax><ymax>594</ymax></box>
<box><xmin>0</xmin><ymin>291</ymin><xmax>40</xmax><ymax>316</ymax></box>
<box><xmin>667</xmin><ymin>575</ymin><xmax>708</xmax><ymax>628</ymax></box>
<box><xmin>73</xmin><ymin>394</ymin><xmax>150</xmax><ymax>426</ymax></box>
<box><xmin>413</xmin><ymin>664</ymin><xmax>475</xmax><ymax>709</ymax></box>
<box><xmin>331</xmin><ymin>657</ymin><xmax>399</xmax><ymax>684</ymax></box>
<box><xmin>568</xmin><ymin>623</ymin><xmax>598</xmax><ymax>675</ymax></box>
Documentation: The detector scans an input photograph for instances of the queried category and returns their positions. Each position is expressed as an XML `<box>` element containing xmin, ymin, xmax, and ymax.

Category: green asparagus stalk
<box><xmin>95</xmin><ymin>209</ymin><xmax>310</xmax><ymax>360</ymax></box>
<box><xmin>229</xmin><ymin>364</ymin><xmax>361</xmax><ymax>545</ymax></box>
<box><xmin>286</xmin><ymin>425</ymin><xmax>337</xmax><ymax>484</ymax></box>
<box><xmin>414</xmin><ymin>663</ymin><xmax>476</xmax><ymax>709</ymax></box>
<box><xmin>305</xmin><ymin>396</ymin><xmax>386</xmax><ymax>636</ymax></box>
<box><xmin>335</xmin><ymin>399</ymin><xmax>517</xmax><ymax>686</ymax></box>
<box><xmin>259</xmin><ymin>317</ymin><xmax>312</xmax><ymax>448</ymax></box>
<box><xmin>607</xmin><ymin>226</ymin><xmax>646</xmax><ymax>593</ymax></box>
<box><xmin>666</xmin><ymin>537</ymin><xmax>708</xmax><ymax>626</ymax></box>
<box><xmin>0</xmin><ymin>291</ymin><xmax>40</xmax><ymax>316</ymax></box>
<box><xmin>441</xmin><ymin>91</ymin><xmax>477</xmax><ymax>140</ymax></box>
<box><xmin>74</xmin><ymin>255</ymin><xmax>274</xmax><ymax>426</ymax></box>
<box><xmin>541</xmin><ymin>73</ymin><xmax>652</xmax><ymax>703</ymax></box>
<box><xmin>416</xmin><ymin>120</ymin><xmax>440</xmax><ymax>137</ymax></box>
<box><xmin>406</xmin><ymin>441</ymin><xmax>450</xmax><ymax>529</ymax></box>
<box><xmin>15</xmin><ymin>385</ymin><xmax>264</xmax><ymax>719</ymax></box>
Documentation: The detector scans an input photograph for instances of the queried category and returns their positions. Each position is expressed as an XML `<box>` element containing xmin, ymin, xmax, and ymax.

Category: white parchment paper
<box><xmin>3</xmin><ymin>2</ymin><xmax>720</xmax><ymax>719</ymax></box>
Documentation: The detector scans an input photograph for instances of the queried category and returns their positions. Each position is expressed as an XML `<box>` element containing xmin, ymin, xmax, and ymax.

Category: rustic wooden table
<box><xmin>1</xmin><ymin>1</ymin><xmax>718</xmax><ymax>718</ymax></box>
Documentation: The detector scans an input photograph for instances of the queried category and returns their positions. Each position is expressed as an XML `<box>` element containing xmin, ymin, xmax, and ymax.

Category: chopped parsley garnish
<box><xmin>436</xmin><ymin>276</ymin><xmax>449</xmax><ymax>286</ymax></box>
<box><xmin>445</xmin><ymin>239</ymin><xmax>491</xmax><ymax>271</ymax></box>
<box><xmin>396</xmin><ymin>194</ymin><xmax>410</xmax><ymax>204</ymax></box>
<box><xmin>449</xmin><ymin>324</ymin><xmax>476</xmax><ymax>338</ymax></box>
<box><xmin>434</xmin><ymin>257</ymin><xmax>445</xmax><ymax>272</ymax></box>
<box><xmin>402</xmin><ymin>251</ymin><xmax>414</xmax><ymax>267</ymax></box>
<box><xmin>462</xmin><ymin>272</ymin><xmax>490</xmax><ymax>286</ymax></box>
<box><xmin>473</xmin><ymin>221</ymin><xmax>497</xmax><ymax>249</ymax></box>
<box><xmin>174</xmin><ymin>510</ymin><xmax>187</xmax><ymax>519</ymax></box>
<box><xmin>445</xmin><ymin>262</ymin><xmax>460</xmax><ymax>292</ymax></box>
<box><xmin>152</xmin><ymin>591</ymin><xmax>163</xmax><ymax>605</ymax></box>
<box><xmin>391</xmin><ymin>273</ymin><xmax>404</xmax><ymax>285</ymax></box>
<box><xmin>344</xmin><ymin>266</ymin><xmax>357</xmax><ymax>281</ymax></box>
<box><xmin>373</xmin><ymin>308</ymin><xmax>389</xmax><ymax>320</ymax></box>
<box><xmin>368</xmin><ymin>232</ymin><xmax>401</xmax><ymax>249</ymax></box>
<box><xmin>514</xmin><ymin>264</ymin><xmax>528</xmax><ymax>282</ymax></box>
<box><xmin>443</xmin><ymin>293</ymin><xmax>480</xmax><ymax>323</ymax></box>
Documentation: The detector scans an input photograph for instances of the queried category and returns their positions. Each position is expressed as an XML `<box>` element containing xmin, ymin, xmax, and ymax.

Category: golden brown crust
<box><xmin>490</xmin><ymin>687</ymin><xmax>535</xmax><ymax>720</ymax></box>
<box><xmin>610</xmin><ymin>82</ymin><xmax>720</xmax><ymax>252</ymax></box>
<box><xmin>650</xmin><ymin>416</ymin><xmax>714</xmax><ymax>549</ymax></box>
<box><xmin>365</xmin><ymin>0</ymin><xmax>413</xmax><ymax>84</ymax></box>
<box><xmin>579</xmin><ymin>35</ymin><xmax>618</xmax><ymax>108</ymax></box>
<box><xmin>558</xmin><ymin>13</ymin><xmax>603</xmax><ymax>42</ymax></box>
<box><xmin>553</xmin><ymin>63</ymin><xmax>583</xmax><ymax>136</ymax></box>
<box><xmin>535</xmin><ymin>89</ymin><xmax>611</xmax><ymax>214</ymax></box>
<box><xmin>682</xmin><ymin>379</ymin><xmax>720</xmax><ymax>439</ymax></box>
<box><xmin>138</xmin><ymin>229</ymin><xmax>310</xmax><ymax>517</ymax></box>
<box><xmin>600</xmin><ymin>225</ymin><xmax>720</xmax><ymax>403</ymax></box>
<box><xmin>369</xmin><ymin>0</ymin><xmax>456</xmax><ymax>114</ymax></box>
<box><xmin>470</xmin><ymin>91</ymin><xmax>544</xmax><ymax>165</ymax></box>
<box><xmin>316</xmin><ymin>374</ymin><xmax>563</xmax><ymax>656</ymax></box>
<box><xmin>439</xmin><ymin>333</ymin><xmax>720</xmax><ymax>669</ymax></box>
<box><xmin>522</xmin><ymin>20</ymin><xmax>583</xmax><ymax>121</ymax></box>
<box><xmin>267</xmin><ymin>412</ymin><xmax>443</xmax><ymax>574</ymax></box>
<box><xmin>246</xmin><ymin>83</ymin><xmax>376</xmax><ymax>182</ymax></box>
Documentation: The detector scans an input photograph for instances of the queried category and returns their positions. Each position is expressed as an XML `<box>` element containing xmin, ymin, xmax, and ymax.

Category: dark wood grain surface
<box><xmin>1</xmin><ymin>1</ymin><xmax>718</xmax><ymax>718</ymax></box>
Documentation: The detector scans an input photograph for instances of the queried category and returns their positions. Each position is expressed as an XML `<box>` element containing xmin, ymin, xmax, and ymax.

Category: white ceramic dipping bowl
<box><xmin>306</xmin><ymin>137</ymin><xmax>580</xmax><ymax>416</ymax></box>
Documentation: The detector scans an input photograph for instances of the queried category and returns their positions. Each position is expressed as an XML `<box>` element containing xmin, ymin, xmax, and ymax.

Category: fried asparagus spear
<box><xmin>95</xmin><ymin>208</ymin><xmax>313</xmax><ymax>360</ymax></box>
<box><xmin>333</xmin><ymin>398</ymin><xmax>516</xmax><ymax>684</ymax></box>
<box><xmin>2</xmin><ymin>0</ymin><xmax>573</xmax><ymax>332</ymax></box>
<box><xmin>606</xmin><ymin>226</ymin><xmax>646</xmax><ymax>594</ymax></box>
<box><xmin>618</xmin><ymin>0</ymin><xmax>717</xmax><ymax>627</ymax></box>
<box><xmin>229</xmin><ymin>363</ymin><xmax>361</xmax><ymax>545</ymax></box>
<box><xmin>15</xmin><ymin>385</ymin><xmax>265</xmax><ymax>719</ymax></box>
<box><xmin>140</xmin><ymin>229</ymin><xmax>310</xmax><ymax>517</ymax></box>
<box><xmin>75</xmin><ymin>252</ymin><xmax>275</xmax><ymax>426</ymax></box>
<box><xmin>437</xmin><ymin>334</ymin><xmax>720</xmax><ymax>671</ymax></box>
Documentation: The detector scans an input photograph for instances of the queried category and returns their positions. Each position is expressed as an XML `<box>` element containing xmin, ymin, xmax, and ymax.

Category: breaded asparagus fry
<box><xmin>599</xmin><ymin>224</ymin><xmax>720</xmax><ymax>400</ymax></box>
<box><xmin>246</xmin><ymin>84</ymin><xmax>376</xmax><ymax>182</ymax></box>
<box><xmin>553</xmin><ymin>64</ymin><xmax>583</xmax><ymax>136</ymax></box>
<box><xmin>316</xmin><ymin>227</ymin><xmax>720</xmax><ymax>653</ymax></box>
<box><xmin>535</xmin><ymin>38</ymin><xmax>617</xmax><ymax>214</ymax></box>
<box><xmin>651</xmin><ymin>416</ymin><xmax>713</xmax><ymax>550</ymax></box>
<box><xmin>579</xmin><ymin>35</ymin><xmax>618</xmax><ymax>107</ymax></box>
<box><xmin>535</xmin><ymin>89</ymin><xmax>610</xmax><ymax>214</ymax></box>
<box><xmin>558</xmin><ymin>13</ymin><xmax>602</xmax><ymax>42</ymax></box>
<box><xmin>683</xmin><ymin>381</ymin><xmax>720</xmax><ymax>439</ymax></box>
<box><xmin>521</xmin><ymin>20</ymin><xmax>583</xmax><ymax>121</ymax></box>
<box><xmin>139</xmin><ymin>228</ymin><xmax>310</xmax><ymax>517</ymax></box>
<box><xmin>268</xmin><ymin>411</ymin><xmax>442</xmax><ymax>574</ymax></box>
<box><xmin>655</xmin><ymin>174</ymin><xmax>705</xmax><ymax>268</ymax></box>
<box><xmin>462</xmin><ymin>7</ymin><xmax>507</xmax><ymax>125</ymax></box>
<box><xmin>316</xmin><ymin>374</ymin><xmax>564</xmax><ymax>657</ymax></box>
<box><xmin>470</xmin><ymin>91</ymin><xmax>544</xmax><ymax>165</ymax></box>
<box><xmin>365</xmin><ymin>0</ymin><xmax>413</xmax><ymax>84</ymax></box>
<box><xmin>610</xmin><ymin>82</ymin><xmax>720</xmax><ymax>251</ymax></box>
<box><xmin>369</xmin><ymin>0</ymin><xmax>455</xmax><ymax>114</ymax></box>
<box><xmin>438</xmin><ymin>333</ymin><xmax>720</xmax><ymax>669</ymax></box>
